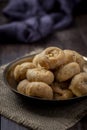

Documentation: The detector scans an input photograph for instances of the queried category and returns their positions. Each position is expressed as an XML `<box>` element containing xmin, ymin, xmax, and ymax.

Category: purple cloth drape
<box><xmin>0</xmin><ymin>0</ymin><xmax>80</xmax><ymax>43</ymax></box>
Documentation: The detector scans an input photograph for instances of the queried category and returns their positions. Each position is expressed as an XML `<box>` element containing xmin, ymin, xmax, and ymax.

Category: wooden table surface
<box><xmin>0</xmin><ymin>8</ymin><xmax>87</xmax><ymax>130</ymax></box>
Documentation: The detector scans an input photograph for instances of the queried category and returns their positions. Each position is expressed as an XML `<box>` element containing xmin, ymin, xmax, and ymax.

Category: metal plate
<box><xmin>3</xmin><ymin>54</ymin><xmax>87</xmax><ymax>105</ymax></box>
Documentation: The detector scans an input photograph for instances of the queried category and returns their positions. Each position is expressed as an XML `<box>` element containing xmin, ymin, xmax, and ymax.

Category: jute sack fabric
<box><xmin>0</xmin><ymin>53</ymin><xmax>87</xmax><ymax>130</ymax></box>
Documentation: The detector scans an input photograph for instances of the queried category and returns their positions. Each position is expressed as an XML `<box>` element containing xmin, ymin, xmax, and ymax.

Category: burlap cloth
<box><xmin>0</xmin><ymin>53</ymin><xmax>87</xmax><ymax>130</ymax></box>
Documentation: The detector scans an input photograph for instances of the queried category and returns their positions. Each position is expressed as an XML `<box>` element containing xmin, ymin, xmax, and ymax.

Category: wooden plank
<box><xmin>1</xmin><ymin>116</ymin><xmax>29</xmax><ymax>130</ymax></box>
<box><xmin>55</xmin><ymin>26</ymin><xmax>87</xmax><ymax>56</ymax></box>
<box><xmin>0</xmin><ymin>44</ymin><xmax>44</xmax><ymax>65</ymax></box>
<box><xmin>76</xmin><ymin>15</ymin><xmax>87</xmax><ymax>55</ymax></box>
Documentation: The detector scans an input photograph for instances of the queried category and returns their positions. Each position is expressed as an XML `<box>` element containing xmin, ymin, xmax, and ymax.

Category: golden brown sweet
<box><xmin>17</xmin><ymin>79</ymin><xmax>30</xmax><ymax>95</ymax></box>
<box><xmin>51</xmin><ymin>81</ymin><xmax>70</xmax><ymax>91</ymax></box>
<box><xmin>51</xmin><ymin>82</ymin><xmax>63</xmax><ymax>94</ymax></box>
<box><xmin>26</xmin><ymin>67</ymin><xmax>54</xmax><ymax>84</ymax></box>
<box><xmin>26</xmin><ymin>82</ymin><xmax>53</xmax><ymax>99</ymax></box>
<box><xmin>33</xmin><ymin>47</ymin><xmax>65</xmax><ymax>69</ymax></box>
<box><xmin>51</xmin><ymin>82</ymin><xmax>74</xmax><ymax>100</ymax></box>
<box><xmin>64</xmin><ymin>50</ymin><xmax>85</xmax><ymax>70</ymax></box>
<box><xmin>14</xmin><ymin>62</ymin><xmax>35</xmax><ymax>81</ymax></box>
<box><xmin>69</xmin><ymin>72</ymin><xmax>87</xmax><ymax>97</ymax></box>
<box><xmin>55</xmin><ymin>62</ymin><xmax>80</xmax><ymax>82</ymax></box>
<box><xmin>54</xmin><ymin>89</ymin><xmax>73</xmax><ymax>100</ymax></box>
